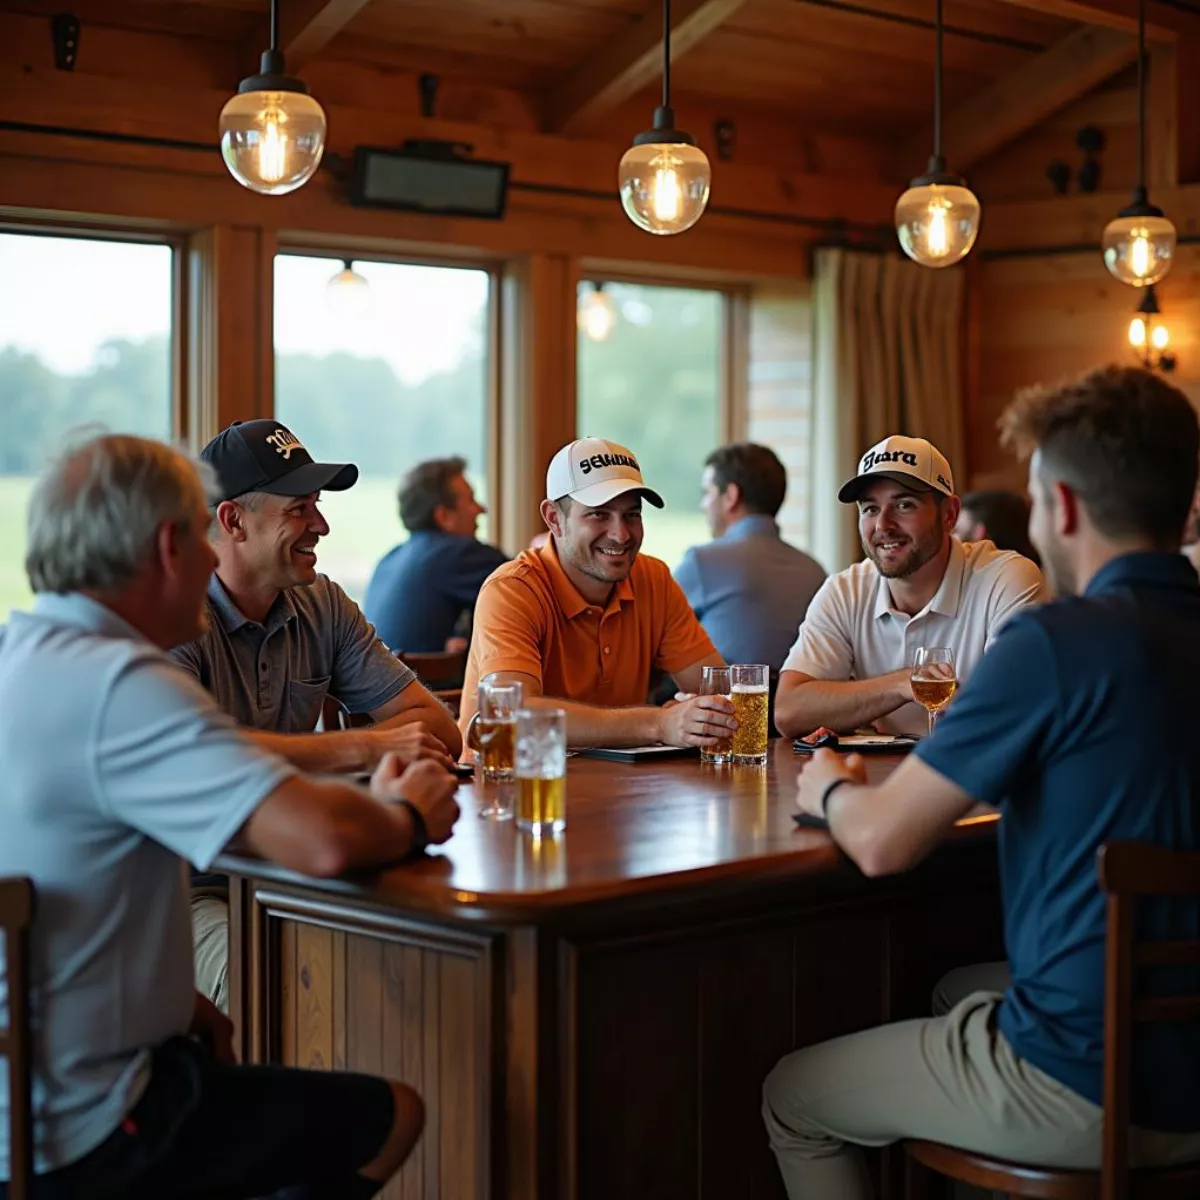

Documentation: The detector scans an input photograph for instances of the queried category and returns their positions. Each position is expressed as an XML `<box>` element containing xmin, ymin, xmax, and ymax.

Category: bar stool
<box><xmin>0</xmin><ymin>877</ymin><xmax>35</xmax><ymax>1200</ymax></box>
<box><xmin>906</xmin><ymin>841</ymin><xmax>1200</xmax><ymax>1200</ymax></box>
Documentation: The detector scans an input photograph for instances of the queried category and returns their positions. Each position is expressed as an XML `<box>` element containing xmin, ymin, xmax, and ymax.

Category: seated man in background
<box><xmin>364</xmin><ymin>456</ymin><xmax>507</xmax><ymax>656</ymax></box>
<box><xmin>459</xmin><ymin>438</ymin><xmax>735</xmax><ymax>750</ymax></box>
<box><xmin>170</xmin><ymin>420</ymin><xmax>462</xmax><ymax>1011</ymax></box>
<box><xmin>954</xmin><ymin>488</ymin><xmax>1040</xmax><ymax>564</ymax></box>
<box><xmin>675</xmin><ymin>442</ymin><xmax>825</xmax><ymax>673</ymax></box>
<box><xmin>774</xmin><ymin>435</ymin><xmax>1045</xmax><ymax>739</ymax></box>
<box><xmin>0</xmin><ymin>433</ymin><xmax>460</xmax><ymax>1200</ymax></box>
<box><xmin>766</xmin><ymin>365</ymin><xmax>1200</xmax><ymax>1198</ymax></box>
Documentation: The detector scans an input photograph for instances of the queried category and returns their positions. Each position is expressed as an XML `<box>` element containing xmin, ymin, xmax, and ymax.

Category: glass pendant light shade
<box><xmin>895</xmin><ymin>170</ymin><xmax>981</xmax><ymax>268</ymax></box>
<box><xmin>325</xmin><ymin>260</ymin><xmax>371</xmax><ymax>320</ymax></box>
<box><xmin>619</xmin><ymin>115</ymin><xmax>711</xmax><ymax>236</ymax></box>
<box><xmin>577</xmin><ymin>284</ymin><xmax>618</xmax><ymax>342</ymax></box>
<box><xmin>220</xmin><ymin>70</ymin><xmax>326</xmax><ymax>196</ymax></box>
<box><xmin>1102</xmin><ymin>197</ymin><xmax>1176</xmax><ymax>287</ymax></box>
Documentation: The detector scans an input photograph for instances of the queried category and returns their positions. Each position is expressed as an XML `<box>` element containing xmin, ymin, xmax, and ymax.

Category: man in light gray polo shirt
<box><xmin>170</xmin><ymin>419</ymin><xmax>464</xmax><ymax>1010</ymax></box>
<box><xmin>0</xmin><ymin>433</ymin><xmax>460</xmax><ymax>1198</ymax></box>
<box><xmin>775</xmin><ymin>435</ymin><xmax>1046</xmax><ymax>739</ymax></box>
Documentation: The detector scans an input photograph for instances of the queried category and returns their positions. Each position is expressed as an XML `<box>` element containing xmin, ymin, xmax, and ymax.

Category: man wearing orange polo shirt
<box><xmin>460</xmin><ymin>439</ymin><xmax>736</xmax><ymax>749</ymax></box>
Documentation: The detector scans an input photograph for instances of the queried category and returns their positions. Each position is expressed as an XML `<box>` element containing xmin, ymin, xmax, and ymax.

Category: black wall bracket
<box><xmin>51</xmin><ymin>12</ymin><xmax>80</xmax><ymax>71</ymax></box>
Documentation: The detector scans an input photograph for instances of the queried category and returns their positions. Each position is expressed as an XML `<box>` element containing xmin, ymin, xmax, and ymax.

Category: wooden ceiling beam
<box><xmin>902</xmin><ymin>25</ymin><xmax>1137</xmax><ymax>174</ymax></box>
<box><xmin>246</xmin><ymin>0</ymin><xmax>373</xmax><ymax>73</ymax></box>
<box><xmin>982</xmin><ymin>0</ymin><xmax>1187</xmax><ymax>41</ymax></box>
<box><xmin>543</xmin><ymin>0</ymin><xmax>752</xmax><ymax>135</ymax></box>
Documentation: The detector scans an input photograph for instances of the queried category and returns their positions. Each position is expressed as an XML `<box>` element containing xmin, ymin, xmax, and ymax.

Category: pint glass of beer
<box><xmin>477</xmin><ymin>680</ymin><xmax>522</xmax><ymax>784</ymax></box>
<box><xmin>730</xmin><ymin>664</ymin><xmax>769</xmax><ymax>764</ymax></box>
<box><xmin>700</xmin><ymin>666</ymin><xmax>733</xmax><ymax>764</ymax></box>
<box><xmin>515</xmin><ymin>708</ymin><xmax>567</xmax><ymax>836</ymax></box>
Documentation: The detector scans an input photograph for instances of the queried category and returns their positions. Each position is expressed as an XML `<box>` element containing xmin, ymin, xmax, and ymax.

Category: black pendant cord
<box><xmin>662</xmin><ymin>0</ymin><xmax>671</xmax><ymax>110</ymax></box>
<box><xmin>1136</xmin><ymin>0</ymin><xmax>1146</xmax><ymax>192</ymax></box>
<box><xmin>270</xmin><ymin>0</ymin><xmax>279</xmax><ymax>53</ymax></box>
<box><xmin>933</xmin><ymin>0</ymin><xmax>943</xmax><ymax>162</ymax></box>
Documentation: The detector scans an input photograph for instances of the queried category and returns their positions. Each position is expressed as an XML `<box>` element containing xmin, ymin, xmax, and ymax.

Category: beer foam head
<box><xmin>546</xmin><ymin>438</ymin><xmax>665</xmax><ymax>509</ymax></box>
<box><xmin>837</xmin><ymin>435</ymin><xmax>955</xmax><ymax>504</ymax></box>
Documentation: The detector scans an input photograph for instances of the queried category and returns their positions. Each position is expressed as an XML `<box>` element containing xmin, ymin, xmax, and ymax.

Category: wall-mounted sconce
<box><xmin>1128</xmin><ymin>285</ymin><xmax>1176</xmax><ymax>372</ymax></box>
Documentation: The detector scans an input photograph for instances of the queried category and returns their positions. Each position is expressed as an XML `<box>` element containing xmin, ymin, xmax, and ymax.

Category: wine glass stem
<box><xmin>928</xmin><ymin>707</ymin><xmax>937</xmax><ymax>736</ymax></box>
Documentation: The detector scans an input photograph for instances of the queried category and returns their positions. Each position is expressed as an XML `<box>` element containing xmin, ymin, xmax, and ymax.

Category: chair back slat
<box><xmin>1097</xmin><ymin>842</ymin><xmax>1200</xmax><ymax>1200</ymax></box>
<box><xmin>1133</xmin><ymin>940</ymin><xmax>1200</xmax><ymax>968</ymax></box>
<box><xmin>398</xmin><ymin>649</ymin><xmax>466</xmax><ymax>690</ymax></box>
<box><xmin>1133</xmin><ymin>995</ymin><xmax>1200</xmax><ymax>1022</ymax></box>
<box><xmin>0</xmin><ymin>876</ymin><xmax>35</xmax><ymax>1200</ymax></box>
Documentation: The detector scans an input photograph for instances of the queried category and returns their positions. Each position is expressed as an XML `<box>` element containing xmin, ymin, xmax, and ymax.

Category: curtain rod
<box><xmin>0</xmin><ymin>119</ymin><xmax>891</xmax><ymax>238</ymax></box>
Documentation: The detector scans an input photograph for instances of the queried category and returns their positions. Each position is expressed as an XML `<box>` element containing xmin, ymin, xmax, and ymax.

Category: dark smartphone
<box><xmin>792</xmin><ymin>812</ymin><xmax>829</xmax><ymax>830</ymax></box>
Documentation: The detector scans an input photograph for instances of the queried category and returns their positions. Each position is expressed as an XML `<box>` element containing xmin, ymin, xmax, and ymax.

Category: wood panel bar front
<box><xmin>222</xmin><ymin>741</ymin><xmax>1003</xmax><ymax>1200</ymax></box>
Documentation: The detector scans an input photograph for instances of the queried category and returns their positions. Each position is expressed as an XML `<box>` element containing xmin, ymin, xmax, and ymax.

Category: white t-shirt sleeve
<box><xmin>94</xmin><ymin>652</ymin><xmax>296</xmax><ymax>870</ymax></box>
<box><xmin>984</xmin><ymin>554</ymin><xmax>1048</xmax><ymax>649</ymax></box>
<box><xmin>781</xmin><ymin>578</ymin><xmax>855</xmax><ymax>679</ymax></box>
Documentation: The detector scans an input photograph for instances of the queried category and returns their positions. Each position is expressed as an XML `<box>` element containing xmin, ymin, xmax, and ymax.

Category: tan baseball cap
<box><xmin>546</xmin><ymin>438</ymin><xmax>664</xmax><ymax>508</ymax></box>
<box><xmin>837</xmin><ymin>435</ymin><xmax>955</xmax><ymax>503</ymax></box>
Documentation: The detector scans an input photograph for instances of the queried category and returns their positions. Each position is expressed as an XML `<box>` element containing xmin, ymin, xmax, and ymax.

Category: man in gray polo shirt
<box><xmin>0</xmin><ymin>433</ymin><xmax>460</xmax><ymax>1198</ymax></box>
<box><xmin>169</xmin><ymin>419</ymin><xmax>464</xmax><ymax>1010</ymax></box>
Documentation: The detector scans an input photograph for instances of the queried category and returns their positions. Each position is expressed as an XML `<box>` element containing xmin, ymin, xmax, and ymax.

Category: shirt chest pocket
<box><xmin>286</xmin><ymin>676</ymin><xmax>332</xmax><ymax>732</ymax></box>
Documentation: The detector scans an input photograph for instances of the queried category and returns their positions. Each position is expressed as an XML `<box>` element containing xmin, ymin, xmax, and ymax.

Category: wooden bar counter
<box><xmin>220</xmin><ymin>740</ymin><xmax>1003</xmax><ymax>1200</ymax></box>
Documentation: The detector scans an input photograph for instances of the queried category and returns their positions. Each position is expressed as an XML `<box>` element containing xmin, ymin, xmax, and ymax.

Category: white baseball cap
<box><xmin>837</xmin><ymin>435</ymin><xmax>955</xmax><ymax>503</ymax></box>
<box><xmin>546</xmin><ymin>438</ymin><xmax>664</xmax><ymax>508</ymax></box>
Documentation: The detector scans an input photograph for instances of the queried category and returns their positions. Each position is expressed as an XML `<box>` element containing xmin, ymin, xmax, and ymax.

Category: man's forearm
<box><xmin>518</xmin><ymin>693</ymin><xmax>663</xmax><ymax>748</ymax></box>
<box><xmin>376</xmin><ymin>700</ymin><xmax>463</xmax><ymax>758</ymax></box>
<box><xmin>775</xmin><ymin>671</ymin><xmax>909</xmax><ymax>737</ymax></box>
<box><xmin>247</xmin><ymin>729</ymin><xmax>369</xmax><ymax>774</ymax></box>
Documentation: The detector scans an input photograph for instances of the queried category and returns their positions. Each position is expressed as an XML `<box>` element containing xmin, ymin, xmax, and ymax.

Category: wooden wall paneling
<box><xmin>574</xmin><ymin>938</ymin><xmax>701</xmax><ymax>1200</ymax></box>
<box><xmin>1147</xmin><ymin>40</ymin><xmax>1200</xmax><ymax>191</ymax></box>
<box><xmin>293</xmin><ymin>922</ymin><xmax>337</xmax><ymax>1070</ymax></box>
<box><xmin>697</xmin><ymin>926</ymin><xmax>794</xmax><ymax>1200</ymax></box>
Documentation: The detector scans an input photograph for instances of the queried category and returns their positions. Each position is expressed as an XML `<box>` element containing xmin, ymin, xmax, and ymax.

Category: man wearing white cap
<box><xmin>775</xmin><ymin>435</ymin><xmax>1046</xmax><ymax>738</ymax></box>
<box><xmin>458</xmin><ymin>438</ymin><xmax>735</xmax><ymax>749</ymax></box>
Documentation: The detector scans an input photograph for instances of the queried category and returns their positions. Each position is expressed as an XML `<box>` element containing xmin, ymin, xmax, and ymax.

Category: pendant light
<box><xmin>895</xmin><ymin>0</ymin><xmax>981</xmax><ymax>268</ymax></box>
<box><xmin>219</xmin><ymin>0</ymin><xmax>327</xmax><ymax>196</ymax></box>
<box><xmin>577</xmin><ymin>282</ymin><xmax>618</xmax><ymax>342</ymax></box>
<box><xmin>618</xmin><ymin>0</ymin><xmax>711</xmax><ymax>236</ymax></box>
<box><xmin>1128</xmin><ymin>285</ymin><xmax>1176</xmax><ymax>371</ymax></box>
<box><xmin>1102</xmin><ymin>0</ymin><xmax>1175</xmax><ymax>286</ymax></box>
<box><xmin>326</xmin><ymin>259</ymin><xmax>371</xmax><ymax>320</ymax></box>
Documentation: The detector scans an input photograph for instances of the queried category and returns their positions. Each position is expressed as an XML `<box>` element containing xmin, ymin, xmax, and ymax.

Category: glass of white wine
<box><xmin>911</xmin><ymin>646</ymin><xmax>957</xmax><ymax>736</ymax></box>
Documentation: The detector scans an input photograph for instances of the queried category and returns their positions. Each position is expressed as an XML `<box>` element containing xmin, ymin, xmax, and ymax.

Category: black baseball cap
<box><xmin>200</xmin><ymin>420</ymin><xmax>359</xmax><ymax>503</ymax></box>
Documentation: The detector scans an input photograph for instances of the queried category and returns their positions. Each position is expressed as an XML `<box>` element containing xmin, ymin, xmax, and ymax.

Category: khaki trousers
<box><xmin>763</xmin><ymin>983</ymin><xmax>1200</xmax><ymax>1200</ymax></box>
<box><xmin>190</xmin><ymin>892</ymin><xmax>230</xmax><ymax>1015</ymax></box>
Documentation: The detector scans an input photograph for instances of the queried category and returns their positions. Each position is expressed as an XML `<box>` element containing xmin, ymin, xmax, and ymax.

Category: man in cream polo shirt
<box><xmin>775</xmin><ymin>435</ymin><xmax>1046</xmax><ymax>738</ymax></box>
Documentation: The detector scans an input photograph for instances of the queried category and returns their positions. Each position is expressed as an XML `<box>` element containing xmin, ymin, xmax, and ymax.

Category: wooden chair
<box><xmin>0</xmin><ymin>877</ymin><xmax>35</xmax><ymax>1200</ymax></box>
<box><xmin>905</xmin><ymin>841</ymin><xmax>1200</xmax><ymax>1200</ymax></box>
<box><xmin>397</xmin><ymin>649</ymin><xmax>466</xmax><ymax>691</ymax></box>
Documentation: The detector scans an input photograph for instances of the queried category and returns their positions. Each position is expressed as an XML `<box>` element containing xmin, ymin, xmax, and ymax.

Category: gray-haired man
<box><xmin>0</xmin><ymin>432</ymin><xmax>460</xmax><ymax>1198</ymax></box>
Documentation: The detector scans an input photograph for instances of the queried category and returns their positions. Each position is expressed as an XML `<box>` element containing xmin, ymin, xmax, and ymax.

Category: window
<box><xmin>576</xmin><ymin>281</ymin><xmax>723</xmax><ymax>570</ymax></box>
<box><xmin>274</xmin><ymin>255</ymin><xmax>491</xmax><ymax>603</ymax></box>
<box><xmin>0</xmin><ymin>232</ymin><xmax>175</xmax><ymax>613</ymax></box>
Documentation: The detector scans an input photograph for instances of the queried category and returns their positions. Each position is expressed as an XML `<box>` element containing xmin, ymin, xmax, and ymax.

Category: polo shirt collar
<box><xmin>721</xmin><ymin>514</ymin><xmax>779</xmax><ymax>543</ymax></box>
<box><xmin>539</xmin><ymin>539</ymin><xmax>634</xmax><ymax>619</ymax></box>
<box><xmin>873</xmin><ymin>537</ymin><xmax>965</xmax><ymax>620</ymax></box>
<box><xmin>1085</xmin><ymin>551</ymin><xmax>1196</xmax><ymax>597</ymax></box>
<box><xmin>207</xmin><ymin>573</ymin><xmax>297</xmax><ymax>635</ymax></box>
<box><xmin>31</xmin><ymin>591</ymin><xmax>149</xmax><ymax>644</ymax></box>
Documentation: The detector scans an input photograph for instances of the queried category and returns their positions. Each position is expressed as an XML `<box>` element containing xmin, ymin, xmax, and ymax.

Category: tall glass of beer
<box><xmin>700</xmin><ymin>666</ymin><xmax>733</xmax><ymax>764</ymax></box>
<box><xmin>476</xmin><ymin>680</ymin><xmax>522</xmax><ymax>823</ymax></box>
<box><xmin>515</xmin><ymin>708</ymin><xmax>567</xmax><ymax>836</ymax></box>
<box><xmin>911</xmin><ymin>646</ymin><xmax>957</xmax><ymax>735</ymax></box>
<box><xmin>730</xmin><ymin>663</ymin><xmax>769</xmax><ymax>764</ymax></box>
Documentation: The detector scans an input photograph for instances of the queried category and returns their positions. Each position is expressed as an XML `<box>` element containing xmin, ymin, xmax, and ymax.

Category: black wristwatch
<box><xmin>398</xmin><ymin>799</ymin><xmax>430</xmax><ymax>854</ymax></box>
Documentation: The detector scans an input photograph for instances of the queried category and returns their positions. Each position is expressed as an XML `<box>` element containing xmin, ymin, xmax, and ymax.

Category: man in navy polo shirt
<box><xmin>364</xmin><ymin>456</ymin><xmax>506</xmax><ymax>656</ymax></box>
<box><xmin>764</xmin><ymin>365</ymin><xmax>1200</xmax><ymax>1197</ymax></box>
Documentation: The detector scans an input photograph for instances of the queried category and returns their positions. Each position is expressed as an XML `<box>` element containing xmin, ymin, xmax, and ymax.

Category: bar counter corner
<box><xmin>219</xmin><ymin>739</ymin><xmax>1002</xmax><ymax>1200</ymax></box>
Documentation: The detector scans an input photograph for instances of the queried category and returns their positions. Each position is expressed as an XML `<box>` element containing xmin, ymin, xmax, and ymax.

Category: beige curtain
<box><xmin>809</xmin><ymin>247</ymin><xmax>966</xmax><ymax>573</ymax></box>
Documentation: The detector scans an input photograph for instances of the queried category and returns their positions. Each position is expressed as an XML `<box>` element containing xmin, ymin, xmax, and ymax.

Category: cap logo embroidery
<box><xmin>579</xmin><ymin>452</ymin><xmax>639</xmax><ymax>476</ymax></box>
<box><xmin>265</xmin><ymin>429</ymin><xmax>305</xmax><ymax>460</ymax></box>
<box><xmin>937</xmin><ymin>473</ymin><xmax>951</xmax><ymax>489</ymax></box>
<box><xmin>861</xmin><ymin>448</ymin><xmax>917</xmax><ymax>471</ymax></box>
